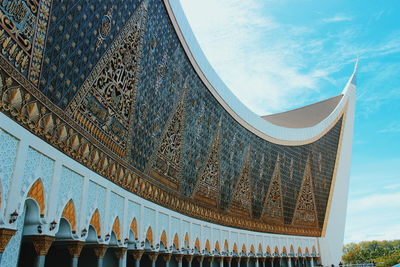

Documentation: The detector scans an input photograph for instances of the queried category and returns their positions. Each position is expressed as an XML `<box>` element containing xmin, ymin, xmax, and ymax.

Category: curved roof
<box><xmin>165</xmin><ymin>0</ymin><xmax>356</xmax><ymax>144</ymax></box>
<box><xmin>262</xmin><ymin>95</ymin><xmax>343</xmax><ymax>128</ymax></box>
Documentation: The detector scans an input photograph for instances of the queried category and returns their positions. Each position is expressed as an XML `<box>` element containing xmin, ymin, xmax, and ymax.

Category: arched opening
<box><xmin>79</xmin><ymin>226</ymin><xmax>100</xmax><ymax>267</ymax></box>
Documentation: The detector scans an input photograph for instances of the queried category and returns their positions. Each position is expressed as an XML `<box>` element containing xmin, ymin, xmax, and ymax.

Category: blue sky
<box><xmin>179</xmin><ymin>0</ymin><xmax>400</xmax><ymax>243</ymax></box>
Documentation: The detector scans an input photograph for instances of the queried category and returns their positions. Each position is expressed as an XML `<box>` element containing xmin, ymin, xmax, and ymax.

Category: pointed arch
<box><xmin>258</xmin><ymin>243</ymin><xmax>263</xmax><ymax>253</ymax></box>
<box><xmin>312</xmin><ymin>246</ymin><xmax>317</xmax><ymax>253</ymax></box>
<box><xmin>274</xmin><ymin>246</ymin><xmax>280</xmax><ymax>254</ymax></box>
<box><xmin>130</xmin><ymin>218</ymin><xmax>138</xmax><ymax>239</ymax></box>
<box><xmin>298</xmin><ymin>247</ymin><xmax>302</xmax><ymax>255</ymax></box>
<box><xmin>27</xmin><ymin>179</ymin><xmax>45</xmax><ymax>216</ymax></box>
<box><xmin>242</xmin><ymin>244</ymin><xmax>247</xmax><ymax>253</ymax></box>
<box><xmin>205</xmin><ymin>239</ymin><xmax>210</xmax><ymax>252</ymax></box>
<box><xmin>61</xmin><ymin>199</ymin><xmax>76</xmax><ymax>233</ymax></box>
<box><xmin>145</xmin><ymin>226</ymin><xmax>153</xmax><ymax>246</ymax></box>
<box><xmin>250</xmin><ymin>244</ymin><xmax>255</xmax><ymax>254</ymax></box>
<box><xmin>283</xmin><ymin>246</ymin><xmax>287</xmax><ymax>254</ymax></box>
<box><xmin>195</xmin><ymin>238</ymin><xmax>200</xmax><ymax>251</ymax></box>
<box><xmin>173</xmin><ymin>233</ymin><xmax>179</xmax><ymax>249</ymax></box>
<box><xmin>224</xmin><ymin>240</ymin><xmax>229</xmax><ymax>252</ymax></box>
<box><xmin>267</xmin><ymin>246</ymin><xmax>271</xmax><ymax>254</ymax></box>
<box><xmin>112</xmin><ymin>217</ymin><xmax>121</xmax><ymax>241</ymax></box>
<box><xmin>305</xmin><ymin>247</ymin><xmax>310</xmax><ymax>255</ymax></box>
<box><xmin>160</xmin><ymin>230</ymin><xmax>167</xmax><ymax>247</ymax></box>
<box><xmin>233</xmin><ymin>243</ymin><xmax>238</xmax><ymax>254</ymax></box>
<box><xmin>90</xmin><ymin>209</ymin><xmax>101</xmax><ymax>237</ymax></box>
<box><xmin>215</xmin><ymin>241</ymin><xmax>220</xmax><ymax>253</ymax></box>
<box><xmin>290</xmin><ymin>245</ymin><xmax>295</xmax><ymax>253</ymax></box>
<box><xmin>184</xmin><ymin>233</ymin><xmax>189</xmax><ymax>247</ymax></box>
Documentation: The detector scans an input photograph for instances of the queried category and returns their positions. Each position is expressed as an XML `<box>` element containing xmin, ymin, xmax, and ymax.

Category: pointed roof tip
<box><xmin>354</xmin><ymin>57</ymin><xmax>359</xmax><ymax>73</ymax></box>
<box><xmin>350</xmin><ymin>57</ymin><xmax>358</xmax><ymax>86</ymax></box>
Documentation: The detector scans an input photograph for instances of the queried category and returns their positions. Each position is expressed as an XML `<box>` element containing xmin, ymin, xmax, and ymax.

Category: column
<box><xmin>66</xmin><ymin>241</ymin><xmax>84</xmax><ymax>267</ymax></box>
<box><xmin>207</xmin><ymin>255</ymin><xmax>214</xmax><ymax>265</ymax></box>
<box><xmin>216</xmin><ymin>256</ymin><xmax>224</xmax><ymax>267</ymax></box>
<box><xmin>288</xmin><ymin>258</ymin><xmax>292</xmax><ymax>267</ymax></box>
<box><xmin>255</xmin><ymin>257</ymin><xmax>260</xmax><ymax>267</ymax></box>
<box><xmin>147</xmin><ymin>251</ymin><xmax>159</xmax><ymax>267</ymax></box>
<box><xmin>197</xmin><ymin>255</ymin><xmax>205</xmax><ymax>267</ymax></box>
<box><xmin>92</xmin><ymin>244</ymin><xmax>108</xmax><ymax>267</ymax></box>
<box><xmin>0</xmin><ymin>229</ymin><xmax>17</xmax><ymax>263</ymax></box>
<box><xmin>114</xmin><ymin>247</ymin><xmax>127</xmax><ymax>267</ymax></box>
<box><xmin>310</xmin><ymin>258</ymin><xmax>315</xmax><ymax>267</ymax></box>
<box><xmin>163</xmin><ymin>253</ymin><xmax>172</xmax><ymax>267</ymax></box>
<box><xmin>234</xmin><ymin>256</ymin><xmax>241</xmax><ymax>267</ymax></box>
<box><xmin>225</xmin><ymin>256</ymin><xmax>232</xmax><ymax>267</ymax></box>
<box><xmin>31</xmin><ymin>235</ymin><xmax>55</xmax><ymax>267</ymax></box>
<box><xmin>241</xmin><ymin>256</ymin><xmax>249</xmax><ymax>267</ymax></box>
<box><xmin>184</xmin><ymin>254</ymin><xmax>194</xmax><ymax>267</ymax></box>
<box><xmin>130</xmin><ymin>249</ymin><xmax>144</xmax><ymax>267</ymax></box>
<box><xmin>175</xmin><ymin>254</ymin><xmax>184</xmax><ymax>267</ymax></box>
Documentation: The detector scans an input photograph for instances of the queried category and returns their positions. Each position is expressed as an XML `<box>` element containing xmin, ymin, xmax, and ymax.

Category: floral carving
<box><xmin>262</xmin><ymin>155</ymin><xmax>284</xmax><ymax>224</ymax></box>
<box><xmin>292</xmin><ymin>157</ymin><xmax>319</xmax><ymax>226</ymax></box>
<box><xmin>192</xmin><ymin>125</ymin><xmax>221</xmax><ymax>207</ymax></box>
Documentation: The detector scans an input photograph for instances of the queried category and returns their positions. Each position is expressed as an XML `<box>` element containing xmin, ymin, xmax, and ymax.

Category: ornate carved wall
<box><xmin>0</xmin><ymin>0</ymin><xmax>344</xmax><ymax>236</ymax></box>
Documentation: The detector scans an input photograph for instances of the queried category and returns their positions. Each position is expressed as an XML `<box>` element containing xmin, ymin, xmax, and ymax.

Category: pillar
<box><xmin>207</xmin><ymin>255</ymin><xmax>214</xmax><ymax>265</ymax></box>
<box><xmin>175</xmin><ymin>254</ymin><xmax>184</xmax><ymax>267</ymax></box>
<box><xmin>147</xmin><ymin>251</ymin><xmax>159</xmax><ymax>267</ymax></box>
<box><xmin>163</xmin><ymin>253</ymin><xmax>172</xmax><ymax>267</ymax></box>
<box><xmin>31</xmin><ymin>235</ymin><xmax>55</xmax><ymax>267</ymax></box>
<box><xmin>0</xmin><ymin>229</ymin><xmax>16</xmax><ymax>263</ymax></box>
<box><xmin>92</xmin><ymin>244</ymin><xmax>108</xmax><ymax>267</ymax></box>
<box><xmin>255</xmin><ymin>257</ymin><xmax>260</xmax><ymax>267</ymax></box>
<box><xmin>310</xmin><ymin>258</ymin><xmax>315</xmax><ymax>267</ymax></box>
<box><xmin>288</xmin><ymin>258</ymin><xmax>292</xmax><ymax>267</ymax></box>
<box><xmin>114</xmin><ymin>247</ymin><xmax>127</xmax><ymax>267</ymax></box>
<box><xmin>226</xmin><ymin>256</ymin><xmax>232</xmax><ymax>267</ymax></box>
<box><xmin>197</xmin><ymin>255</ymin><xmax>204</xmax><ymax>267</ymax></box>
<box><xmin>241</xmin><ymin>256</ymin><xmax>249</xmax><ymax>267</ymax></box>
<box><xmin>130</xmin><ymin>249</ymin><xmax>144</xmax><ymax>267</ymax></box>
<box><xmin>66</xmin><ymin>241</ymin><xmax>84</xmax><ymax>267</ymax></box>
<box><xmin>216</xmin><ymin>256</ymin><xmax>224</xmax><ymax>267</ymax></box>
<box><xmin>184</xmin><ymin>254</ymin><xmax>194</xmax><ymax>267</ymax></box>
<box><xmin>234</xmin><ymin>256</ymin><xmax>241</xmax><ymax>267</ymax></box>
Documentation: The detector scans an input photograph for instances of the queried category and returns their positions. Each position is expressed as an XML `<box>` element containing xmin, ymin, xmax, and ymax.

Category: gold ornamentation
<box><xmin>62</xmin><ymin>200</ymin><xmax>76</xmax><ymax>233</ymax></box>
<box><xmin>92</xmin><ymin>244</ymin><xmax>108</xmax><ymax>259</ymax></box>
<box><xmin>173</xmin><ymin>233</ymin><xmax>179</xmax><ymax>249</ymax></box>
<box><xmin>130</xmin><ymin>249</ymin><xmax>144</xmax><ymax>261</ymax></box>
<box><xmin>130</xmin><ymin>218</ymin><xmax>138</xmax><ymax>239</ymax></box>
<box><xmin>67</xmin><ymin>1</ymin><xmax>148</xmax><ymax>156</ymax></box>
<box><xmin>27</xmin><ymin>179</ymin><xmax>45</xmax><ymax>216</ymax></box>
<box><xmin>145</xmin><ymin>226</ymin><xmax>153</xmax><ymax>246</ymax></box>
<box><xmin>162</xmin><ymin>253</ymin><xmax>172</xmax><ymax>262</ymax></box>
<box><xmin>67</xmin><ymin>241</ymin><xmax>84</xmax><ymax>258</ymax></box>
<box><xmin>160</xmin><ymin>230</ymin><xmax>167</xmax><ymax>247</ymax></box>
<box><xmin>261</xmin><ymin>155</ymin><xmax>284</xmax><ymax>224</ymax></box>
<box><xmin>292</xmin><ymin>158</ymin><xmax>319</xmax><ymax>227</ymax></box>
<box><xmin>90</xmin><ymin>209</ymin><xmax>101</xmax><ymax>237</ymax></box>
<box><xmin>114</xmin><ymin>247</ymin><xmax>127</xmax><ymax>259</ymax></box>
<box><xmin>147</xmin><ymin>251</ymin><xmax>159</xmax><ymax>261</ymax></box>
<box><xmin>184</xmin><ymin>254</ymin><xmax>194</xmax><ymax>263</ymax></box>
<box><xmin>112</xmin><ymin>217</ymin><xmax>121</xmax><ymax>241</ymax></box>
<box><xmin>175</xmin><ymin>254</ymin><xmax>184</xmax><ymax>263</ymax></box>
<box><xmin>0</xmin><ymin>228</ymin><xmax>16</xmax><ymax>252</ymax></box>
<box><xmin>228</xmin><ymin>148</ymin><xmax>252</xmax><ymax>216</ymax></box>
<box><xmin>31</xmin><ymin>235</ymin><xmax>55</xmax><ymax>255</ymax></box>
<box><xmin>149</xmin><ymin>95</ymin><xmax>185</xmax><ymax>189</ymax></box>
<box><xmin>192</xmin><ymin>125</ymin><xmax>221</xmax><ymax>207</ymax></box>
<box><xmin>96</xmin><ymin>7</ymin><xmax>113</xmax><ymax>49</ymax></box>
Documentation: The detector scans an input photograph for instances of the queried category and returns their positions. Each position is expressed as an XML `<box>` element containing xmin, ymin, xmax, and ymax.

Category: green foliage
<box><xmin>342</xmin><ymin>240</ymin><xmax>400</xmax><ymax>265</ymax></box>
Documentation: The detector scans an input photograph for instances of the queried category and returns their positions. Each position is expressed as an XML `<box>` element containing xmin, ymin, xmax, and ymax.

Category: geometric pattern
<box><xmin>27</xmin><ymin>179</ymin><xmax>45</xmax><ymax>216</ymax></box>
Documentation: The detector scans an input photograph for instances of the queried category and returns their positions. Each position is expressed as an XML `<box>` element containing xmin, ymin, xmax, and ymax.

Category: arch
<box><xmin>266</xmin><ymin>246</ymin><xmax>271</xmax><ymax>254</ymax></box>
<box><xmin>242</xmin><ymin>244</ymin><xmax>247</xmax><ymax>253</ymax></box>
<box><xmin>283</xmin><ymin>246</ymin><xmax>287</xmax><ymax>254</ymax></box>
<box><xmin>305</xmin><ymin>247</ymin><xmax>310</xmax><ymax>255</ymax></box>
<box><xmin>89</xmin><ymin>209</ymin><xmax>101</xmax><ymax>238</ymax></box>
<box><xmin>195</xmin><ymin>238</ymin><xmax>200</xmax><ymax>251</ymax></box>
<box><xmin>274</xmin><ymin>246</ymin><xmax>280</xmax><ymax>254</ymax></box>
<box><xmin>215</xmin><ymin>241</ymin><xmax>220</xmax><ymax>253</ymax></box>
<box><xmin>250</xmin><ymin>244</ymin><xmax>255</xmax><ymax>254</ymax></box>
<box><xmin>205</xmin><ymin>239</ymin><xmax>210</xmax><ymax>252</ymax></box>
<box><xmin>258</xmin><ymin>243</ymin><xmax>263</xmax><ymax>253</ymax></box>
<box><xmin>61</xmin><ymin>199</ymin><xmax>76</xmax><ymax>233</ymax></box>
<box><xmin>160</xmin><ymin>230</ymin><xmax>168</xmax><ymax>247</ymax></box>
<box><xmin>290</xmin><ymin>245</ymin><xmax>295</xmax><ymax>253</ymax></box>
<box><xmin>224</xmin><ymin>240</ymin><xmax>229</xmax><ymax>252</ymax></box>
<box><xmin>112</xmin><ymin>217</ymin><xmax>121</xmax><ymax>241</ymax></box>
<box><xmin>130</xmin><ymin>218</ymin><xmax>138</xmax><ymax>239</ymax></box>
<box><xmin>27</xmin><ymin>179</ymin><xmax>45</xmax><ymax>216</ymax></box>
<box><xmin>312</xmin><ymin>246</ymin><xmax>316</xmax><ymax>253</ymax></box>
<box><xmin>184</xmin><ymin>233</ymin><xmax>189</xmax><ymax>247</ymax></box>
<box><xmin>145</xmin><ymin>226</ymin><xmax>153</xmax><ymax>246</ymax></box>
<box><xmin>297</xmin><ymin>247</ymin><xmax>302</xmax><ymax>255</ymax></box>
<box><xmin>173</xmin><ymin>233</ymin><xmax>179</xmax><ymax>249</ymax></box>
<box><xmin>233</xmin><ymin>243</ymin><xmax>238</xmax><ymax>254</ymax></box>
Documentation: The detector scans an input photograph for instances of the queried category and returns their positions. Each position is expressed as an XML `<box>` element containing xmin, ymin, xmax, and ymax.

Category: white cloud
<box><xmin>380</xmin><ymin>121</ymin><xmax>400</xmax><ymax>133</ymax></box>
<box><xmin>323</xmin><ymin>14</ymin><xmax>353</xmax><ymax>23</ymax></box>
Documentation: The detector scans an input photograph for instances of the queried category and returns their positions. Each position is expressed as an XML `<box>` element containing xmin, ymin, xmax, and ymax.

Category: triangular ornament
<box><xmin>292</xmin><ymin>157</ymin><xmax>319</xmax><ymax>227</ymax></box>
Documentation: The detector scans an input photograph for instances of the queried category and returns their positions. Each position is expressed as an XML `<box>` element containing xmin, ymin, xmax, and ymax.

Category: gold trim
<box><xmin>321</xmin><ymin>103</ymin><xmax>348</xmax><ymax>236</ymax></box>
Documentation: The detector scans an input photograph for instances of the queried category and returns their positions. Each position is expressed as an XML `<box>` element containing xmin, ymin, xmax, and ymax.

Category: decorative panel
<box><xmin>0</xmin><ymin>128</ymin><xmax>18</xmax><ymax>205</ymax></box>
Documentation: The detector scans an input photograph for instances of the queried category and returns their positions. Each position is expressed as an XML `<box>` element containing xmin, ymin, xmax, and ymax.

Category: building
<box><xmin>0</xmin><ymin>0</ymin><xmax>356</xmax><ymax>266</ymax></box>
